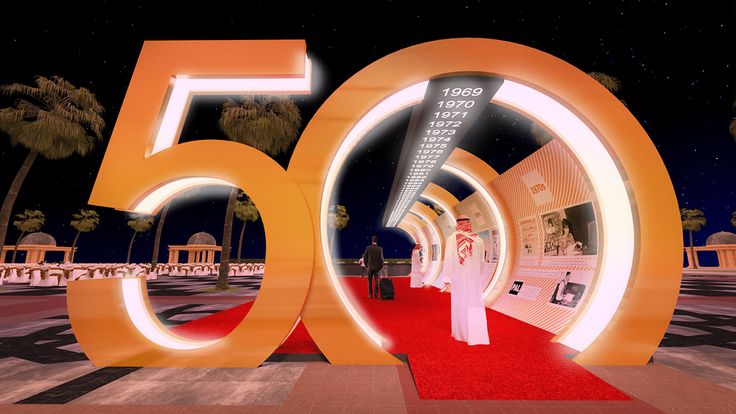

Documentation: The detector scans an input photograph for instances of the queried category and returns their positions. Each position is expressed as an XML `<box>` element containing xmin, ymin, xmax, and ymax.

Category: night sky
<box><xmin>0</xmin><ymin>1</ymin><xmax>733</xmax><ymax>263</ymax></box>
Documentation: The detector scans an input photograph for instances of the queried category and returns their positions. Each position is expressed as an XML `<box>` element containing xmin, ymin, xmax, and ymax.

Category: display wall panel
<box><xmin>488</xmin><ymin>140</ymin><xmax>598</xmax><ymax>333</ymax></box>
<box><xmin>454</xmin><ymin>192</ymin><xmax>497</xmax><ymax>232</ymax></box>
<box><xmin>435</xmin><ymin>213</ymin><xmax>456</xmax><ymax>240</ymax></box>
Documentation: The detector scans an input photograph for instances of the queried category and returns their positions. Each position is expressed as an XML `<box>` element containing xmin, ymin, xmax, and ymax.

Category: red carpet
<box><xmin>173</xmin><ymin>277</ymin><xmax>630</xmax><ymax>400</ymax></box>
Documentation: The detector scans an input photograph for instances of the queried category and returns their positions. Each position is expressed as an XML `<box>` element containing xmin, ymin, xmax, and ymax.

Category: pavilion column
<box><xmin>684</xmin><ymin>249</ymin><xmax>693</xmax><ymax>268</ymax></box>
<box><xmin>726</xmin><ymin>248</ymin><xmax>736</xmax><ymax>268</ymax></box>
<box><xmin>187</xmin><ymin>250</ymin><xmax>193</xmax><ymax>264</ymax></box>
<box><xmin>168</xmin><ymin>249</ymin><xmax>174</xmax><ymax>264</ymax></box>
<box><xmin>207</xmin><ymin>250</ymin><xmax>214</xmax><ymax>263</ymax></box>
<box><xmin>717</xmin><ymin>247</ymin><xmax>735</xmax><ymax>268</ymax></box>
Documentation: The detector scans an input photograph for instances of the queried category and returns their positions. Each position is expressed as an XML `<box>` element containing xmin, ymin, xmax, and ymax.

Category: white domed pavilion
<box><xmin>1</xmin><ymin>232</ymin><xmax>74</xmax><ymax>264</ymax></box>
<box><xmin>167</xmin><ymin>232</ymin><xmax>221</xmax><ymax>264</ymax></box>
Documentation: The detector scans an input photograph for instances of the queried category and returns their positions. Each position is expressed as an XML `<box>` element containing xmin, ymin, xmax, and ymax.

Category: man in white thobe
<box><xmin>440</xmin><ymin>215</ymin><xmax>490</xmax><ymax>345</ymax></box>
<box><xmin>409</xmin><ymin>243</ymin><xmax>423</xmax><ymax>288</ymax></box>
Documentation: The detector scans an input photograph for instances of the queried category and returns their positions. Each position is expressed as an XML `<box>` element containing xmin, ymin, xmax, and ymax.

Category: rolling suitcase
<box><xmin>378</xmin><ymin>268</ymin><xmax>395</xmax><ymax>300</ymax></box>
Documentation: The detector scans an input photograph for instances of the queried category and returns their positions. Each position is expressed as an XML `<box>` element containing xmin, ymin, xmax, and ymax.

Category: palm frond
<box><xmin>127</xmin><ymin>216</ymin><xmax>155</xmax><ymax>233</ymax></box>
<box><xmin>0</xmin><ymin>75</ymin><xmax>105</xmax><ymax>158</ymax></box>
<box><xmin>588</xmin><ymin>72</ymin><xmax>622</xmax><ymax>94</ymax></box>
<box><xmin>219</xmin><ymin>95</ymin><xmax>302</xmax><ymax>156</ymax></box>
<box><xmin>70</xmin><ymin>209</ymin><xmax>100</xmax><ymax>232</ymax></box>
<box><xmin>13</xmin><ymin>209</ymin><xmax>45</xmax><ymax>233</ymax></box>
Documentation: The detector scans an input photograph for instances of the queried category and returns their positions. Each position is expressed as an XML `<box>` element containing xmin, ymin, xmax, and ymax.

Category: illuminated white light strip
<box><xmin>420</xmin><ymin>194</ymin><xmax>457</xmax><ymax>223</ymax></box>
<box><xmin>150</xmin><ymin>57</ymin><xmax>312</xmax><ymax>155</ymax></box>
<box><xmin>122</xmin><ymin>277</ymin><xmax>218</xmax><ymax>350</ymax></box>
<box><xmin>408</xmin><ymin>211</ymin><xmax>441</xmax><ymax>280</ymax></box>
<box><xmin>440</xmin><ymin>165</ymin><xmax>507</xmax><ymax>299</ymax></box>
<box><xmin>492</xmin><ymin>80</ymin><xmax>635</xmax><ymax>352</ymax></box>
<box><xmin>322</xmin><ymin>81</ymin><xmax>428</xmax><ymax>346</ymax></box>
<box><xmin>134</xmin><ymin>177</ymin><xmax>234</xmax><ymax>214</ymax></box>
<box><xmin>404</xmin><ymin>221</ymin><xmax>431</xmax><ymax>274</ymax></box>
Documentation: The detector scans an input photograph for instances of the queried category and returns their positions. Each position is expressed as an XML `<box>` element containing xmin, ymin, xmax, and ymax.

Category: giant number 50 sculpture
<box><xmin>68</xmin><ymin>39</ymin><xmax>681</xmax><ymax>367</ymax></box>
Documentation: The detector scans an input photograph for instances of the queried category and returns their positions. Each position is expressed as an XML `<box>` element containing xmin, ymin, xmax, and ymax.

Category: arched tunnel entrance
<box><xmin>289</xmin><ymin>38</ymin><xmax>681</xmax><ymax>370</ymax></box>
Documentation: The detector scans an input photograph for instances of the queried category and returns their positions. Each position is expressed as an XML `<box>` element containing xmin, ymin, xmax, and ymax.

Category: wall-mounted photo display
<box><xmin>477</xmin><ymin>228</ymin><xmax>500</xmax><ymax>264</ymax></box>
<box><xmin>541</xmin><ymin>202</ymin><xmax>597</xmax><ymax>257</ymax></box>
<box><xmin>509</xmin><ymin>280</ymin><xmax>523</xmax><ymax>295</ymax></box>
<box><xmin>518</xmin><ymin>216</ymin><xmax>538</xmax><ymax>258</ymax></box>
<box><xmin>548</xmin><ymin>270</ymin><xmax>592</xmax><ymax>309</ymax></box>
<box><xmin>491</xmin><ymin>228</ymin><xmax>499</xmax><ymax>262</ymax></box>
<box><xmin>478</xmin><ymin>230</ymin><xmax>491</xmax><ymax>262</ymax></box>
<box><xmin>467</xmin><ymin>201</ymin><xmax>487</xmax><ymax>228</ymax></box>
<box><xmin>507</xmin><ymin>279</ymin><xmax>541</xmax><ymax>300</ymax></box>
<box><xmin>431</xmin><ymin>244</ymin><xmax>438</xmax><ymax>261</ymax></box>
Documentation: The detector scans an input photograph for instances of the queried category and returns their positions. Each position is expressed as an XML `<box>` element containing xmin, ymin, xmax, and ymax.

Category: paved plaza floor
<box><xmin>0</xmin><ymin>274</ymin><xmax>733</xmax><ymax>413</ymax></box>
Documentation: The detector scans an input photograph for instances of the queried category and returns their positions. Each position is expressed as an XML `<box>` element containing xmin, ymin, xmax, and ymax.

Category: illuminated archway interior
<box><xmin>327</xmin><ymin>74</ymin><xmax>635</xmax><ymax>355</ymax></box>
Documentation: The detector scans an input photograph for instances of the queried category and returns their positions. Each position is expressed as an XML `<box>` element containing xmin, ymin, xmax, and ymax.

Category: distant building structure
<box><xmin>0</xmin><ymin>232</ymin><xmax>74</xmax><ymax>263</ymax></box>
<box><xmin>167</xmin><ymin>232</ymin><xmax>221</xmax><ymax>264</ymax></box>
<box><xmin>684</xmin><ymin>231</ymin><xmax>736</xmax><ymax>269</ymax></box>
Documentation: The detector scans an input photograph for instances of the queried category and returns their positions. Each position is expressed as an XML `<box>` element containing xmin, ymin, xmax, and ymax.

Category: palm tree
<box><xmin>11</xmin><ymin>209</ymin><xmax>45</xmax><ymax>263</ymax></box>
<box><xmin>126</xmin><ymin>215</ymin><xmax>154</xmax><ymax>264</ymax></box>
<box><xmin>149</xmin><ymin>187</ymin><xmax>202</xmax><ymax>271</ymax></box>
<box><xmin>529</xmin><ymin>72</ymin><xmax>624</xmax><ymax>144</ymax></box>
<box><xmin>327</xmin><ymin>205</ymin><xmax>350</xmax><ymax>252</ymax></box>
<box><xmin>216</xmin><ymin>95</ymin><xmax>301</xmax><ymax>289</ymax></box>
<box><xmin>234</xmin><ymin>195</ymin><xmax>259</xmax><ymax>261</ymax></box>
<box><xmin>149</xmin><ymin>203</ymin><xmax>170</xmax><ymax>271</ymax></box>
<box><xmin>69</xmin><ymin>209</ymin><xmax>100</xmax><ymax>262</ymax></box>
<box><xmin>0</xmin><ymin>76</ymin><xmax>104</xmax><ymax>257</ymax></box>
<box><xmin>587</xmin><ymin>72</ymin><xmax>622</xmax><ymax>95</ymax></box>
<box><xmin>681</xmin><ymin>208</ymin><xmax>706</xmax><ymax>269</ymax></box>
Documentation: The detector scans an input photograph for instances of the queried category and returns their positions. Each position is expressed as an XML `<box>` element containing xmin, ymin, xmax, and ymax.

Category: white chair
<box><xmin>42</xmin><ymin>270</ymin><xmax>61</xmax><ymax>287</ymax></box>
<box><xmin>71</xmin><ymin>268</ymin><xmax>87</xmax><ymax>280</ymax></box>
<box><xmin>30</xmin><ymin>268</ymin><xmax>43</xmax><ymax>286</ymax></box>
<box><xmin>157</xmin><ymin>264</ymin><xmax>169</xmax><ymax>276</ymax></box>
<box><xmin>21</xmin><ymin>267</ymin><xmax>33</xmax><ymax>283</ymax></box>
<box><xmin>170</xmin><ymin>265</ymin><xmax>184</xmax><ymax>277</ymax></box>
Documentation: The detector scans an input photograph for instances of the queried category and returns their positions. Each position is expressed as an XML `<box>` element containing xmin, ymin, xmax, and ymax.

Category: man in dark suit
<box><xmin>363</xmin><ymin>235</ymin><xmax>384</xmax><ymax>299</ymax></box>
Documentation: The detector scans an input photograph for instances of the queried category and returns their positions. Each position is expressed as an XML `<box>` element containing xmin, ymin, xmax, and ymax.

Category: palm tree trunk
<box><xmin>127</xmin><ymin>231</ymin><xmax>138</xmax><ymax>264</ymax></box>
<box><xmin>150</xmin><ymin>202</ymin><xmax>171</xmax><ymax>270</ymax></box>
<box><xmin>0</xmin><ymin>151</ymin><xmax>38</xmax><ymax>256</ymax></box>
<box><xmin>216</xmin><ymin>188</ymin><xmax>238</xmax><ymax>289</ymax></box>
<box><xmin>237</xmin><ymin>221</ymin><xmax>246</xmax><ymax>260</ymax></box>
<box><xmin>70</xmin><ymin>230</ymin><xmax>81</xmax><ymax>263</ymax></box>
<box><xmin>689</xmin><ymin>230</ymin><xmax>697</xmax><ymax>269</ymax></box>
<box><xmin>11</xmin><ymin>231</ymin><xmax>25</xmax><ymax>263</ymax></box>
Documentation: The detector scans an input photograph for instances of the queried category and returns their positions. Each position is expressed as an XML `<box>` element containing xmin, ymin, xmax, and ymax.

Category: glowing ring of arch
<box><xmin>310</xmin><ymin>39</ymin><xmax>679</xmax><ymax>360</ymax></box>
